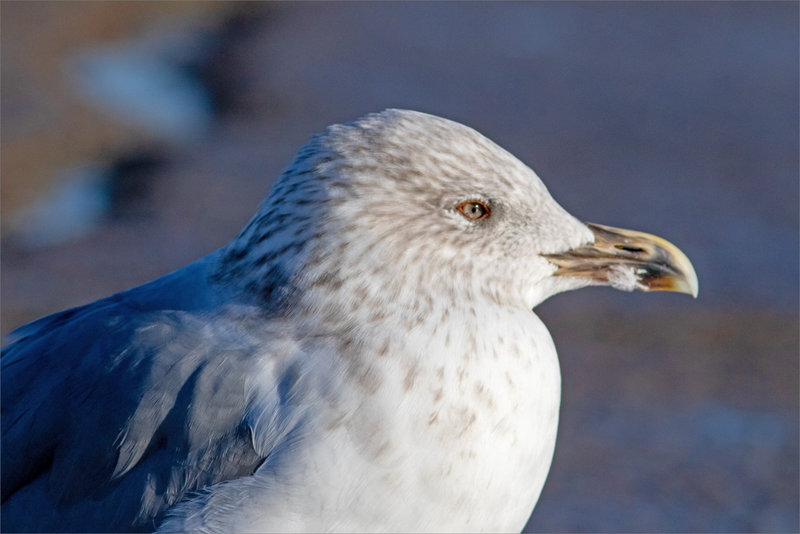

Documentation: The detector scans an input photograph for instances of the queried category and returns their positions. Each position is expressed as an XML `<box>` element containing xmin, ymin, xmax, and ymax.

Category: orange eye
<box><xmin>456</xmin><ymin>200</ymin><xmax>490</xmax><ymax>221</ymax></box>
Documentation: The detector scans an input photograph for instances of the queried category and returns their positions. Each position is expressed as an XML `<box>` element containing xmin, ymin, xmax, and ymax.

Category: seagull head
<box><xmin>222</xmin><ymin>109</ymin><xmax>697</xmax><ymax>317</ymax></box>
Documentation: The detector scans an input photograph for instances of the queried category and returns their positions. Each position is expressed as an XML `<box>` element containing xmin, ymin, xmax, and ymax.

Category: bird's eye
<box><xmin>456</xmin><ymin>200</ymin><xmax>490</xmax><ymax>221</ymax></box>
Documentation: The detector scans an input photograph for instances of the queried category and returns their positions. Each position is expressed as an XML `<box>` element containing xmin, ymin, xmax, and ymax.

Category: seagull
<box><xmin>1</xmin><ymin>109</ymin><xmax>698</xmax><ymax>533</ymax></box>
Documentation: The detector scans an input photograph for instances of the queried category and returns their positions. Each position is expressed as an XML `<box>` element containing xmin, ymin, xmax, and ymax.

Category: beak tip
<box><xmin>685</xmin><ymin>281</ymin><xmax>699</xmax><ymax>299</ymax></box>
<box><xmin>677</xmin><ymin>250</ymin><xmax>699</xmax><ymax>299</ymax></box>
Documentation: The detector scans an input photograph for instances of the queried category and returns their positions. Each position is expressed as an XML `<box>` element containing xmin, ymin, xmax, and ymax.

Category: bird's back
<box><xmin>1</xmin><ymin>255</ymin><xmax>275</xmax><ymax>531</ymax></box>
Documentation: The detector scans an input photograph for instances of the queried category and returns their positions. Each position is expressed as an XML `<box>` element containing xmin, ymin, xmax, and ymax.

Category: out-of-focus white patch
<box><xmin>9</xmin><ymin>165</ymin><xmax>110</xmax><ymax>248</ymax></box>
<box><xmin>67</xmin><ymin>29</ymin><xmax>214</xmax><ymax>144</ymax></box>
<box><xmin>606</xmin><ymin>264</ymin><xmax>644</xmax><ymax>292</ymax></box>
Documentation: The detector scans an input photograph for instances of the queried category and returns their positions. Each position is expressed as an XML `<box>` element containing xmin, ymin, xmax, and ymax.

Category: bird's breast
<box><xmin>309</xmin><ymin>308</ymin><xmax>563</xmax><ymax>531</ymax></box>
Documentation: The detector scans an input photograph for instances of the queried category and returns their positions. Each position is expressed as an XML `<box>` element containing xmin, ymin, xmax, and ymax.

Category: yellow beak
<box><xmin>543</xmin><ymin>222</ymin><xmax>699</xmax><ymax>297</ymax></box>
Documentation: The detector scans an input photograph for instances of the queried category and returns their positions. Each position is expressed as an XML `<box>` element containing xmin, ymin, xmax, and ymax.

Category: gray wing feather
<box><xmin>1</xmin><ymin>263</ymin><xmax>287</xmax><ymax>532</ymax></box>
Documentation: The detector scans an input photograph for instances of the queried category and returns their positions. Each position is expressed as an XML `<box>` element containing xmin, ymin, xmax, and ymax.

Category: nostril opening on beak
<box><xmin>615</xmin><ymin>245</ymin><xmax>645</xmax><ymax>253</ymax></box>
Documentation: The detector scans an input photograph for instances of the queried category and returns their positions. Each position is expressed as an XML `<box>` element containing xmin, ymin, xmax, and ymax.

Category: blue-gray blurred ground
<box><xmin>1</xmin><ymin>2</ymin><xmax>797</xmax><ymax>532</ymax></box>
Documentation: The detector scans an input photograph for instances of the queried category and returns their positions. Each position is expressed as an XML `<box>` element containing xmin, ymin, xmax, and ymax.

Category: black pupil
<box><xmin>469</xmin><ymin>204</ymin><xmax>483</xmax><ymax>217</ymax></box>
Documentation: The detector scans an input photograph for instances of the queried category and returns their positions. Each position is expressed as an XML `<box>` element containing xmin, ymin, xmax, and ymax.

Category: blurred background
<box><xmin>1</xmin><ymin>2</ymin><xmax>797</xmax><ymax>531</ymax></box>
